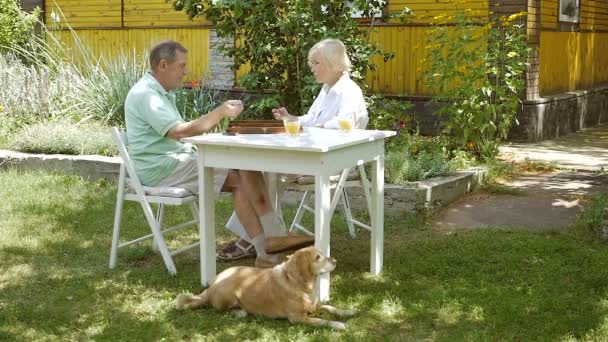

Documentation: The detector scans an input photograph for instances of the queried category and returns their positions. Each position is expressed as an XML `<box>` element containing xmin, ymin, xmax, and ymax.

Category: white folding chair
<box><xmin>285</xmin><ymin>166</ymin><xmax>372</xmax><ymax>238</ymax></box>
<box><xmin>286</xmin><ymin>116</ymin><xmax>372</xmax><ymax>238</ymax></box>
<box><xmin>109</xmin><ymin>127</ymin><xmax>199</xmax><ymax>275</ymax></box>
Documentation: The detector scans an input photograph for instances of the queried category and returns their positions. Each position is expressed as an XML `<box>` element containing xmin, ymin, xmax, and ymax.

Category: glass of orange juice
<box><xmin>338</xmin><ymin>112</ymin><xmax>356</xmax><ymax>133</ymax></box>
<box><xmin>283</xmin><ymin>117</ymin><xmax>301</xmax><ymax>136</ymax></box>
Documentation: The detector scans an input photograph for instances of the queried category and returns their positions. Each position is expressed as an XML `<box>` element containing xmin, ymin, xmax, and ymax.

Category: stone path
<box><xmin>433</xmin><ymin>171</ymin><xmax>608</xmax><ymax>232</ymax></box>
<box><xmin>433</xmin><ymin>123</ymin><xmax>608</xmax><ymax>231</ymax></box>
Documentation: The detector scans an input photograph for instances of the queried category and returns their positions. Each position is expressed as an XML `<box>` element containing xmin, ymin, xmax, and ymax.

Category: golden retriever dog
<box><xmin>176</xmin><ymin>247</ymin><xmax>355</xmax><ymax>330</ymax></box>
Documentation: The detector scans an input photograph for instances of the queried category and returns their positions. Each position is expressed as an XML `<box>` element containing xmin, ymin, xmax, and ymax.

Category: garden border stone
<box><xmin>0</xmin><ymin>149</ymin><xmax>485</xmax><ymax>214</ymax></box>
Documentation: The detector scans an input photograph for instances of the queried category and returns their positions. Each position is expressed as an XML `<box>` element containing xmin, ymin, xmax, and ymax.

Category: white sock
<box><xmin>259</xmin><ymin>212</ymin><xmax>287</xmax><ymax>237</ymax></box>
<box><xmin>250</xmin><ymin>233</ymin><xmax>268</xmax><ymax>258</ymax></box>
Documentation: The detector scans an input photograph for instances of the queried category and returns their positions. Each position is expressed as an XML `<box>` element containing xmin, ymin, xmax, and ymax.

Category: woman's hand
<box><xmin>272</xmin><ymin>107</ymin><xmax>292</xmax><ymax>120</ymax></box>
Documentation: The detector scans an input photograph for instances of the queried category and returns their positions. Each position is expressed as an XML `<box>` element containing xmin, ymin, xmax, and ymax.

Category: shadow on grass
<box><xmin>2</xmin><ymin>170</ymin><xmax>608</xmax><ymax>340</ymax></box>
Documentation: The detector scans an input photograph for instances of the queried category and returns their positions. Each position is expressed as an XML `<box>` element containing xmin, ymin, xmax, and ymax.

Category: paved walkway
<box><xmin>500</xmin><ymin>123</ymin><xmax>608</xmax><ymax>171</ymax></box>
<box><xmin>433</xmin><ymin>124</ymin><xmax>608</xmax><ymax>231</ymax></box>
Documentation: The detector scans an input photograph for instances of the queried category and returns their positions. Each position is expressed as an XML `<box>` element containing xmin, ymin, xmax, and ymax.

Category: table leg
<box><xmin>198</xmin><ymin>153</ymin><xmax>216</xmax><ymax>287</ymax></box>
<box><xmin>371</xmin><ymin>153</ymin><xmax>384</xmax><ymax>275</ymax></box>
<box><xmin>264</xmin><ymin>172</ymin><xmax>284</xmax><ymax>224</ymax></box>
<box><xmin>314</xmin><ymin>172</ymin><xmax>331</xmax><ymax>302</ymax></box>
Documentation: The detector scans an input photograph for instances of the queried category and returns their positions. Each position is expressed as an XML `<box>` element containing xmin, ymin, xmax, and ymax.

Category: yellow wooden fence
<box><xmin>45</xmin><ymin>0</ymin><xmax>608</xmax><ymax>96</ymax></box>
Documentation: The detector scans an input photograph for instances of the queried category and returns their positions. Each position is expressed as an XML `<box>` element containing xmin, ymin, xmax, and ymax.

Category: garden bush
<box><xmin>9</xmin><ymin>121</ymin><xmax>117</xmax><ymax>156</ymax></box>
<box><xmin>171</xmin><ymin>0</ymin><xmax>398</xmax><ymax>117</ymax></box>
<box><xmin>424</xmin><ymin>9</ymin><xmax>531</xmax><ymax>161</ymax></box>
<box><xmin>0</xmin><ymin>0</ymin><xmax>40</xmax><ymax>52</ymax></box>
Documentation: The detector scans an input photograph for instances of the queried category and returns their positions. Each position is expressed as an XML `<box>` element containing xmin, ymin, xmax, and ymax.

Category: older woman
<box><xmin>272</xmin><ymin>38</ymin><xmax>368</xmax><ymax>128</ymax></box>
<box><xmin>218</xmin><ymin>38</ymin><xmax>368</xmax><ymax>262</ymax></box>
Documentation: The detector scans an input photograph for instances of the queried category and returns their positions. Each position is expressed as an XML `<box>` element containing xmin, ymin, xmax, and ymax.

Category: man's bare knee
<box><xmin>221</xmin><ymin>169</ymin><xmax>241</xmax><ymax>192</ymax></box>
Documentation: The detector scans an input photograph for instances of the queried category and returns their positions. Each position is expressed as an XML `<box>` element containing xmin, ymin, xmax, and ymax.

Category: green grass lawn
<box><xmin>1</xmin><ymin>169</ymin><xmax>608</xmax><ymax>341</ymax></box>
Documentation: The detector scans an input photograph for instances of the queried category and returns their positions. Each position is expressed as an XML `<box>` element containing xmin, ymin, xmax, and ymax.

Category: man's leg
<box><xmin>235</xmin><ymin>170</ymin><xmax>287</xmax><ymax>237</ymax></box>
<box><xmin>222</xmin><ymin>170</ymin><xmax>279</xmax><ymax>263</ymax></box>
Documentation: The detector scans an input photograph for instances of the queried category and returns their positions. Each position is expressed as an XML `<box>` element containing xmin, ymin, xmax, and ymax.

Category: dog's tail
<box><xmin>175</xmin><ymin>290</ymin><xmax>209</xmax><ymax>310</ymax></box>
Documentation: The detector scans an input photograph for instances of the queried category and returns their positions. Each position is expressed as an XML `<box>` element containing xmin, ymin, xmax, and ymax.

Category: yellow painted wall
<box><xmin>540</xmin><ymin>31</ymin><xmax>608</xmax><ymax>94</ymax></box>
<box><xmin>50</xmin><ymin>28</ymin><xmax>211</xmax><ymax>81</ymax></box>
<box><xmin>45</xmin><ymin>0</ymin><xmax>122</xmax><ymax>28</ymax></box>
<box><xmin>539</xmin><ymin>0</ymin><xmax>608</xmax><ymax>94</ymax></box>
<box><xmin>45</xmin><ymin>0</ymin><xmax>608</xmax><ymax>96</ymax></box>
<box><xmin>366</xmin><ymin>25</ymin><xmax>432</xmax><ymax>95</ymax></box>
<box><xmin>45</xmin><ymin>0</ymin><xmax>210</xmax><ymax>81</ymax></box>
<box><xmin>540</xmin><ymin>0</ymin><xmax>558</xmax><ymax>29</ymax></box>
<box><xmin>581</xmin><ymin>0</ymin><xmax>608</xmax><ymax>31</ymax></box>
<box><xmin>46</xmin><ymin>0</ymin><xmax>208</xmax><ymax>28</ymax></box>
<box><xmin>388</xmin><ymin>0</ymin><xmax>489</xmax><ymax>23</ymax></box>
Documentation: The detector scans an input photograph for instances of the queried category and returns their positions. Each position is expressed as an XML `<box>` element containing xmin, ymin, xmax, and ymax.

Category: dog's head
<box><xmin>287</xmin><ymin>247</ymin><xmax>336</xmax><ymax>280</ymax></box>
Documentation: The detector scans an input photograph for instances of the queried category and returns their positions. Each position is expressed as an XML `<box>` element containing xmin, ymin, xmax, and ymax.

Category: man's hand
<box><xmin>219</xmin><ymin>100</ymin><xmax>244</xmax><ymax>118</ymax></box>
<box><xmin>272</xmin><ymin>107</ymin><xmax>292</xmax><ymax>120</ymax></box>
<box><xmin>167</xmin><ymin>100</ymin><xmax>244</xmax><ymax>140</ymax></box>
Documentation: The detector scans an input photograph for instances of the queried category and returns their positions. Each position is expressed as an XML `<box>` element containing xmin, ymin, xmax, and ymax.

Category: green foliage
<box><xmin>570</xmin><ymin>194</ymin><xmax>608</xmax><ymax>242</ymax></box>
<box><xmin>484</xmin><ymin>159</ymin><xmax>514</xmax><ymax>183</ymax></box>
<box><xmin>0</xmin><ymin>0</ymin><xmax>40</xmax><ymax>51</ymax></box>
<box><xmin>5</xmin><ymin>170</ymin><xmax>608</xmax><ymax>340</ymax></box>
<box><xmin>2</xmin><ymin>24</ymin><xmax>148</xmax><ymax>129</ymax></box>
<box><xmin>385</xmin><ymin>150</ymin><xmax>454</xmax><ymax>184</ymax></box>
<box><xmin>170</xmin><ymin>0</ymin><xmax>394</xmax><ymax>116</ymax></box>
<box><xmin>9</xmin><ymin>121</ymin><xmax>117</xmax><ymax>156</ymax></box>
<box><xmin>366</xmin><ymin>95</ymin><xmax>414</xmax><ymax>131</ymax></box>
<box><xmin>424</xmin><ymin>10</ymin><xmax>531</xmax><ymax>161</ymax></box>
<box><xmin>176</xmin><ymin>79</ymin><xmax>239</xmax><ymax>133</ymax></box>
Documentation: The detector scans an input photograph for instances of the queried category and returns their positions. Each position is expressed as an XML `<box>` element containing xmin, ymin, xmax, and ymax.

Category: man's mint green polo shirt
<box><xmin>124</xmin><ymin>71</ymin><xmax>194</xmax><ymax>186</ymax></box>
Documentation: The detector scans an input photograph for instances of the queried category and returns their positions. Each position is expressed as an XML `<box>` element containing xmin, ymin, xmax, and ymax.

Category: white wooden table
<box><xmin>182</xmin><ymin>127</ymin><xmax>395</xmax><ymax>301</ymax></box>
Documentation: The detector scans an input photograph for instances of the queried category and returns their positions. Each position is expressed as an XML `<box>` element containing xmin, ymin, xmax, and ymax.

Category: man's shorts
<box><xmin>157</xmin><ymin>155</ymin><xmax>229</xmax><ymax>195</ymax></box>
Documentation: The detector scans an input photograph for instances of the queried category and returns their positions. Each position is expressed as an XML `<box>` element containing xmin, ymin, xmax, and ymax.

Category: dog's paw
<box><xmin>231</xmin><ymin>309</ymin><xmax>248</xmax><ymax>318</ymax></box>
<box><xmin>328</xmin><ymin>321</ymin><xmax>347</xmax><ymax>330</ymax></box>
<box><xmin>175</xmin><ymin>293</ymin><xmax>192</xmax><ymax>310</ymax></box>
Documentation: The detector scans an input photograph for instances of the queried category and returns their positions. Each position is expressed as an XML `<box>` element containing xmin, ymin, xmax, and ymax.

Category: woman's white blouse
<box><xmin>298</xmin><ymin>73</ymin><xmax>369</xmax><ymax>129</ymax></box>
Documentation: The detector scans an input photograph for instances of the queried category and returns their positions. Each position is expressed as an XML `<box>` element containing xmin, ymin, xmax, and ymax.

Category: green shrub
<box><xmin>0</xmin><ymin>53</ymin><xmax>85</xmax><ymax>135</ymax></box>
<box><xmin>366</xmin><ymin>95</ymin><xmax>414</xmax><ymax>132</ymax></box>
<box><xmin>570</xmin><ymin>194</ymin><xmax>608</xmax><ymax>242</ymax></box>
<box><xmin>424</xmin><ymin>10</ymin><xmax>531</xmax><ymax>160</ymax></box>
<box><xmin>171</xmin><ymin>0</ymin><xmax>397</xmax><ymax>117</ymax></box>
<box><xmin>385</xmin><ymin>150</ymin><xmax>455</xmax><ymax>184</ymax></box>
<box><xmin>0</xmin><ymin>0</ymin><xmax>40</xmax><ymax>52</ymax></box>
<box><xmin>9</xmin><ymin>121</ymin><xmax>117</xmax><ymax>156</ymax></box>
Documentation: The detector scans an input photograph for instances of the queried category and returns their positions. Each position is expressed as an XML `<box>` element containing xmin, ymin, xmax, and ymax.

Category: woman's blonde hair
<box><xmin>308</xmin><ymin>39</ymin><xmax>352</xmax><ymax>73</ymax></box>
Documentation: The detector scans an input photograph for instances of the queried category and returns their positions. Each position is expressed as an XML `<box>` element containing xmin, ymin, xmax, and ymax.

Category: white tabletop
<box><xmin>182</xmin><ymin>127</ymin><xmax>396</xmax><ymax>152</ymax></box>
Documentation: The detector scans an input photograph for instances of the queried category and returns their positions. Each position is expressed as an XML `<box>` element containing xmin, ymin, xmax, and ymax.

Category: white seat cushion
<box><xmin>126</xmin><ymin>180</ymin><xmax>193</xmax><ymax>198</ymax></box>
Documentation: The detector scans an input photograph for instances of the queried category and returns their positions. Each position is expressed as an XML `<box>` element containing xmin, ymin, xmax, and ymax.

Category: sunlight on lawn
<box><xmin>2</xmin><ymin>169</ymin><xmax>608</xmax><ymax>340</ymax></box>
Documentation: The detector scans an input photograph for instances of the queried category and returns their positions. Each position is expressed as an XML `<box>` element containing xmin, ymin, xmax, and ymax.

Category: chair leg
<box><xmin>110</xmin><ymin>166</ymin><xmax>126</xmax><ymax>269</ymax></box>
<box><xmin>341</xmin><ymin>188</ymin><xmax>356</xmax><ymax>238</ymax></box>
<box><xmin>290</xmin><ymin>190</ymin><xmax>309</xmax><ymax>233</ymax></box>
<box><xmin>140</xmin><ymin>201</ymin><xmax>177</xmax><ymax>275</ymax></box>
<box><xmin>152</xmin><ymin>204</ymin><xmax>164</xmax><ymax>253</ymax></box>
<box><xmin>358</xmin><ymin>164</ymin><xmax>373</xmax><ymax>217</ymax></box>
<box><xmin>189</xmin><ymin>202</ymin><xmax>199</xmax><ymax>222</ymax></box>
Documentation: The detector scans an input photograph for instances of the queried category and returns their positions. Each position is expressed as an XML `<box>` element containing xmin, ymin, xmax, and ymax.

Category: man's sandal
<box><xmin>217</xmin><ymin>240</ymin><xmax>256</xmax><ymax>260</ymax></box>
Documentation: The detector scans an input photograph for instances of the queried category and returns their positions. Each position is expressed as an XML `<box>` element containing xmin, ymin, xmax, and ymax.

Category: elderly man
<box><xmin>124</xmin><ymin>40</ymin><xmax>286</xmax><ymax>267</ymax></box>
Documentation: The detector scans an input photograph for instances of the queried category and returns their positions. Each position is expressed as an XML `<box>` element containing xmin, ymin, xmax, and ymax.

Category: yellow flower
<box><xmin>507</xmin><ymin>51</ymin><xmax>518</xmax><ymax>58</ymax></box>
<box><xmin>508</xmin><ymin>11</ymin><xmax>527</xmax><ymax>21</ymax></box>
<box><xmin>0</xmin><ymin>105</ymin><xmax>4</xmax><ymax>112</ymax></box>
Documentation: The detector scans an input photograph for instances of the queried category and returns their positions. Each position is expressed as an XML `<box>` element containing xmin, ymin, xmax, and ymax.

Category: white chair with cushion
<box><xmin>285</xmin><ymin>117</ymin><xmax>372</xmax><ymax>238</ymax></box>
<box><xmin>109</xmin><ymin>127</ymin><xmax>199</xmax><ymax>275</ymax></box>
<box><xmin>285</xmin><ymin>166</ymin><xmax>372</xmax><ymax>238</ymax></box>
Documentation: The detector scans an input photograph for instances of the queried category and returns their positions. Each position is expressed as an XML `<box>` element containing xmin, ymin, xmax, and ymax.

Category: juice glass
<box><xmin>283</xmin><ymin>117</ymin><xmax>301</xmax><ymax>136</ymax></box>
<box><xmin>338</xmin><ymin>112</ymin><xmax>356</xmax><ymax>133</ymax></box>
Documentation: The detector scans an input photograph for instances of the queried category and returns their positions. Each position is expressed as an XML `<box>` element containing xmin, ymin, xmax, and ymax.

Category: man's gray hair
<box><xmin>149</xmin><ymin>40</ymin><xmax>188</xmax><ymax>70</ymax></box>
